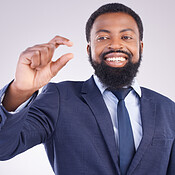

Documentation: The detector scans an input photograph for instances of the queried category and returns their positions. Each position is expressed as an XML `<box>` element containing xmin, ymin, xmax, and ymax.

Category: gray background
<box><xmin>0</xmin><ymin>0</ymin><xmax>175</xmax><ymax>174</ymax></box>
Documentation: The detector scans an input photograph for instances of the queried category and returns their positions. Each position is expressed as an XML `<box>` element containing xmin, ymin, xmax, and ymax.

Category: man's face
<box><xmin>87</xmin><ymin>12</ymin><xmax>143</xmax><ymax>88</ymax></box>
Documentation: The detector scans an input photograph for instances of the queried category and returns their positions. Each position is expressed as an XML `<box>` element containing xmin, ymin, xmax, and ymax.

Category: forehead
<box><xmin>91</xmin><ymin>12</ymin><xmax>139</xmax><ymax>34</ymax></box>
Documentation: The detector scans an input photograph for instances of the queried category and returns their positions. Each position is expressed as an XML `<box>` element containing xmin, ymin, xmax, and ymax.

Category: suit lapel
<box><xmin>81</xmin><ymin>78</ymin><xmax>157</xmax><ymax>174</ymax></box>
<box><xmin>128</xmin><ymin>88</ymin><xmax>156</xmax><ymax>174</ymax></box>
<box><xmin>81</xmin><ymin>77</ymin><xmax>121</xmax><ymax>174</ymax></box>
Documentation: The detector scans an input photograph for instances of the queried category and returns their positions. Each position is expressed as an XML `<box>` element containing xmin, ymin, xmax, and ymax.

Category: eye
<box><xmin>121</xmin><ymin>35</ymin><xmax>133</xmax><ymax>40</ymax></box>
<box><xmin>97</xmin><ymin>36</ymin><xmax>110</xmax><ymax>41</ymax></box>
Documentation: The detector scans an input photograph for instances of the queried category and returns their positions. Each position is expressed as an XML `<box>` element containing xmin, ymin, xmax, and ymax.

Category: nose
<box><xmin>108</xmin><ymin>37</ymin><xmax>123</xmax><ymax>50</ymax></box>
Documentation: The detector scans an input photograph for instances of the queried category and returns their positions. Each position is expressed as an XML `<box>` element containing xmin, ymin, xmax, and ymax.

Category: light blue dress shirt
<box><xmin>93</xmin><ymin>75</ymin><xmax>143</xmax><ymax>150</ymax></box>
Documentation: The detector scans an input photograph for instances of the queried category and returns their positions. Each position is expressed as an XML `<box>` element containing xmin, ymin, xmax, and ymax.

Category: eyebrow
<box><xmin>96</xmin><ymin>29</ymin><xmax>111</xmax><ymax>34</ymax></box>
<box><xmin>120</xmin><ymin>28</ymin><xmax>135</xmax><ymax>33</ymax></box>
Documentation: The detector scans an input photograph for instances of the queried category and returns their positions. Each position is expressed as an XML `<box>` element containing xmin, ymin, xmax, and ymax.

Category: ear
<box><xmin>140</xmin><ymin>41</ymin><xmax>143</xmax><ymax>54</ymax></box>
<box><xmin>87</xmin><ymin>43</ymin><xmax>90</xmax><ymax>56</ymax></box>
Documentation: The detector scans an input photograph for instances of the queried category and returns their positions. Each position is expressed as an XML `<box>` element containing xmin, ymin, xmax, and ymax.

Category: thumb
<box><xmin>50</xmin><ymin>53</ymin><xmax>74</xmax><ymax>77</ymax></box>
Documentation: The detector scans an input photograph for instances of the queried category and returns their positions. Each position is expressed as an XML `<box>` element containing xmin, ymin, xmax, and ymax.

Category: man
<box><xmin>0</xmin><ymin>3</ymin><xmax>175</xmax><ymax>175</ymax></box>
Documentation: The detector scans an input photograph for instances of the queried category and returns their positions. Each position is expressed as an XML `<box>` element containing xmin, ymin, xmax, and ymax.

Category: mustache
<box><xmin>100</xmin><ymin>50</ymin><xmax>132</xmax><ymax>60</ymax></box>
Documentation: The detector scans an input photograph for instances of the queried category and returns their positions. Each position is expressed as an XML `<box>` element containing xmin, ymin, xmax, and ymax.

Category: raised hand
<box><xmin>15</xmin><ymin>35</ymin><xmax>73</xmax><ymax>92</ymax></box>
<box><xmin>3</xmin><ymin>36</ymin><xmax>74</xmax><ymax>111</ymax></box>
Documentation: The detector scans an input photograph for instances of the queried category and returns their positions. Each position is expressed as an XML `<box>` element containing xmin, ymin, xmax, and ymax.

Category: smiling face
<box><xmin>87</xmin><ymin>12</ymin><xmax>143</xmax><ymax>88</ymax></box>
<box><xmin>87</xmin><ymin>12</ymin><xmax>143</xmax><ymax>68</ymax></box>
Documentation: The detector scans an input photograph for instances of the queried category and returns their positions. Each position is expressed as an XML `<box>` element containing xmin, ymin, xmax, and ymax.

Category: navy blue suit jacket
<box><xmin>0</xmin><ymin>76</ymin><xmax>175</xmax><ymax>175</ymax></box>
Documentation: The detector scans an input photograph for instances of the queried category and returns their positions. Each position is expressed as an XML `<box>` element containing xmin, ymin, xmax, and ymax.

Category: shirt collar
<box><xmin>93</xmin><ymin>75</ymin><xmax>142</xmax><ymax>98</ymax></box>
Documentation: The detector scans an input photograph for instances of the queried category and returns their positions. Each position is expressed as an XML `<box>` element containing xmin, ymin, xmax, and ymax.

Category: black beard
<box><xmin>89</xmin><ymin>48</ymin><xmax>142</xmax><ymax>89</ymax></box>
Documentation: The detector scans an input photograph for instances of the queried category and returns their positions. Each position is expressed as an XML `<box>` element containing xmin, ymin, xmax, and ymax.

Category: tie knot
<box><xmin>109</xmin><ymin>87</ymin><xmax>132</xmax><ymax>100</ymax></box>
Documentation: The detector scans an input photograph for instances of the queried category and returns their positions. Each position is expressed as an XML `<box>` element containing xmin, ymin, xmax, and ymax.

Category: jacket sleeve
<box><xmin>0</xmin><ymin>83</ymin><xmax>59</xmax><ymax>160</ymax></box>
<box><xmin>167</xmin><ymin>103</ymin><xmax>175</xmax><ymax>174</ymax></box>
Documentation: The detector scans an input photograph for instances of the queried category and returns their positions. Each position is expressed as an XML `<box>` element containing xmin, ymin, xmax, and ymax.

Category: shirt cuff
<box><xmin>0</xmin><ymin>82</ymin><xmax>38</xmax><ymax>113</ymax></box>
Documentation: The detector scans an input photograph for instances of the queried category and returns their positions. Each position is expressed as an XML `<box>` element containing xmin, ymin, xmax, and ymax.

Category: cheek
<box><xmin>90</xmin><ymin>43</ymin><xmax>104</xmax><ymax>62</ymax></box>
<box><xmin>131</xmin><ymin>43</ymin><xmax>141</xmax><ymax>63</ymax></box>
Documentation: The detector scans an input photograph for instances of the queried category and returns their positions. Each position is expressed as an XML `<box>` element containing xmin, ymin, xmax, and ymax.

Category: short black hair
<box><xmin>85</xmin><ymin>3</ymin><xmax>143</xmax><ymax>42</ymax></box>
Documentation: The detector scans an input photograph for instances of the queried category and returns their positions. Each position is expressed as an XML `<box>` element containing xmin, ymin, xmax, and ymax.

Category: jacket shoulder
<box><xmin>141</xmin><ymin>87</ymin><xmax>175</xmax><ymax>105</ymax></box>
<box><xmin>43</xmin><ymin>80</ymin><xmax>86</xmax><ymax>97</ymax></box>
<box><xmin>55</xmin><ymin>80</ymin><xmax>84</xmax><ymax>90</ymax></box>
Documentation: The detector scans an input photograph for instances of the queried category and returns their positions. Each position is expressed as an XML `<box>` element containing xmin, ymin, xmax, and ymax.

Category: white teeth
<box><xmin>106</xmin><ymin>57</ymin><xmax>126</xmax><ymax>62</ymax></box>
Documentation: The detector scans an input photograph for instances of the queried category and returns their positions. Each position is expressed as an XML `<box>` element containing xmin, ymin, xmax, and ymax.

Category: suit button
<box><xmin>0</xmin><ymin>115</ymin><xmax>2</xmax><ymax>123</ymax></box>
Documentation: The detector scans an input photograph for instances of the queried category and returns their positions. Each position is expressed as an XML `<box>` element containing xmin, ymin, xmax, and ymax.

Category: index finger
<box><xmin>48</xmin><ymin>35</ymin><xmax>73</xmax><ymax>48</ymax></box>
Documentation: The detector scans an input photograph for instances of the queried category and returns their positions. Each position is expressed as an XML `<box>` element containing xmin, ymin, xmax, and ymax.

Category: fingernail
<box><xmin>68</xmin><ymin>41</ymin><xmax>73</xmax><ymax>46</ymax></box>
<box><xmin>68</xmin><ymin>53</ymin><xmax>74</xmax><ymax>58</ymax></box>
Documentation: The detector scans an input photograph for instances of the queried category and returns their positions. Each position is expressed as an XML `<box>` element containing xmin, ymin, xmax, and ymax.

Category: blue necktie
<box><xmin>110</xmin><ymin>88</ymin><xmax>135</xmax><ymax>175</ymax></box>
